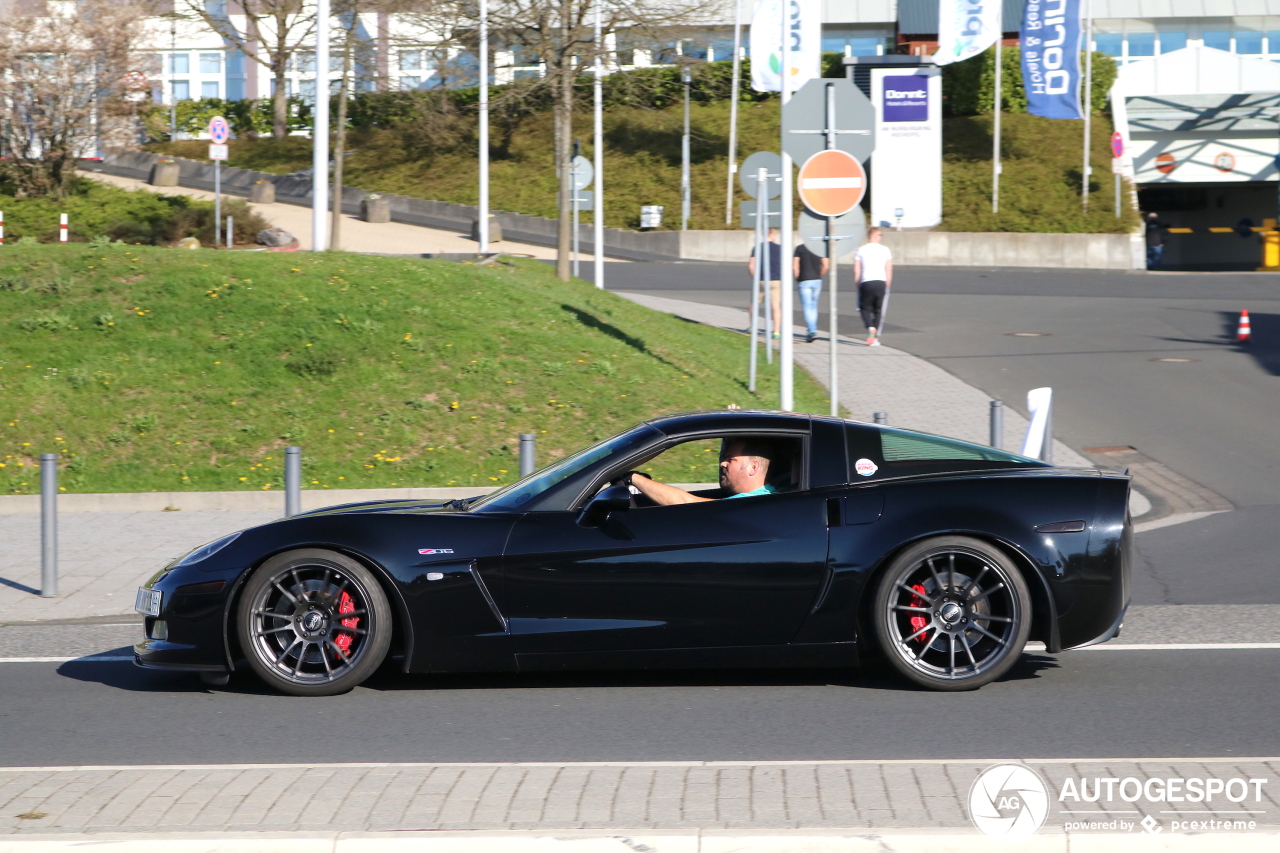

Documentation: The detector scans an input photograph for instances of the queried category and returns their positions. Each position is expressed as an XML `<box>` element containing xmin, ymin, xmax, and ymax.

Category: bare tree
<box><xmin>0</xmin><ymin>0</ymin><xmax>153</xmax><ymax>198</ymax></box>
<box><xmin>178</xmin><ymin>0</ymin><xmax>317</xmax><ymax>141</ymax></box>
<box><xmin>330</xmin><ymin>1</ymin><xmax>371</xmax><ymax>249</ymax></box>
<box><xmin>402</xmin><ymin>0</ymin><xmax>726</xmax><ymax>280</ymax></box>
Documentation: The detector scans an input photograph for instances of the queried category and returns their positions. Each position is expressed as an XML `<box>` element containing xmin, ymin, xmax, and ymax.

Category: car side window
<box><xmin>613</xmin><ymin>434</ymin><xmax>807</xmax><ymax>507</ymax></box>
<box><xmin>845</xmin><ymin>424</ymin><xmax>1045</xmax><ymax>481</ymax></box>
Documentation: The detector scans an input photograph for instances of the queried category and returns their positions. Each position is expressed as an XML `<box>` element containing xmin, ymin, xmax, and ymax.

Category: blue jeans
<box><xmin>1146</xmin><ymin>245</ymin><xmax>1163</xmax><ymax>269</ymax></box>
<box><xmin>797</xmin><ymin>279</ymin><xmax>822</xmax><ymax>335</ymax></box>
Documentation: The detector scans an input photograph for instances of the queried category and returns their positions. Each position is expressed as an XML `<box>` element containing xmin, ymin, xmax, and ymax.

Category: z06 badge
<box><xmin>418</xmin><ymin>548</ymin><xmax>455</xmax><ymax>555</ymax></box>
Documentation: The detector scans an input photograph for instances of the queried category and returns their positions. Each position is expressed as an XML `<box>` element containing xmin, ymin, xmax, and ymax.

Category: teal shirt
<box><xmin>725</xmin><ymin>484</ymin><xmax>778</xmax><ymax>500</ymax></box>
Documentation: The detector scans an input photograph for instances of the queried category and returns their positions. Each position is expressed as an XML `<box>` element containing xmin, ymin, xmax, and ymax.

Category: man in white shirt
<box><xmin>853</xmin><ymin>227</ymin><xmax>893</xmax><ymax>346</ymax></box>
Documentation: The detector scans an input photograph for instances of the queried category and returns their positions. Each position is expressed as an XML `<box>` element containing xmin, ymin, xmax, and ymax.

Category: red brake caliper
<box><xmin>334</xmin><ymin>591</ymin><xmax>359</xmax><ymax>656</ymax></box>
<box><xmin>909</xmin><ymin>584</ymin><xmax>929</xmax><ymax>642</ymax></box>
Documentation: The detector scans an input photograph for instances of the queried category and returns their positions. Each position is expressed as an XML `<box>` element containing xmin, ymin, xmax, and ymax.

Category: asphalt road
<box><xmin>1</xmin><ymin>649</ymin><xmax>1277</xmax><ymax>766</ymax></box>
<box><xmin>589</xmin><ymin>262</ymin><xmax>1280</xmax><ymax>606</ymax></box>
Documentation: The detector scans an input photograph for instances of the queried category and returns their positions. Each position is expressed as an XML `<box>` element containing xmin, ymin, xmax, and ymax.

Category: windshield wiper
<box><xmin>444</xmin><ymin>495</ymin><xmax>483</xmax><ymax>511</ymax></box>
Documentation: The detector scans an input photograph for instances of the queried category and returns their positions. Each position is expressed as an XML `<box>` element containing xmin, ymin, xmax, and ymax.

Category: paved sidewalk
<box><xmin>80</xmin><ymin>171</ymin><xmax>612</xmax><ymax>261</ymax></box>
<box><xmin>0</xmin><ymin>759</ymin><xmax>1274</xmax><ymax>836</ymax></box>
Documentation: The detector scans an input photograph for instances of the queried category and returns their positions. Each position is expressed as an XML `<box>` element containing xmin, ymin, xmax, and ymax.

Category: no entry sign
<box><xmin>1110</xmin><ymin>132</ymin><xmax>1124</xmax><ymax>159</ymax></box>
<box><xmin>797</xmin><ymin>150</ymin><xmax>865</xmax><ymax>217</ymax></box>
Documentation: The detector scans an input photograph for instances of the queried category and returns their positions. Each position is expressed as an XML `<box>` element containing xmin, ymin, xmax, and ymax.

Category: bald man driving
<box><xmin>621</xmin><ymin>438</ymin><xmax>778</xmax><ymax>506</ymax></box>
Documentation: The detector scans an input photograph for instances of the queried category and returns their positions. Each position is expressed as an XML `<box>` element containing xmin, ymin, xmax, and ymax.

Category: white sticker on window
<box><xmin>855</xmin><ymin>458</ymin><xmax>878</xmax><ymax>477</ymax></box>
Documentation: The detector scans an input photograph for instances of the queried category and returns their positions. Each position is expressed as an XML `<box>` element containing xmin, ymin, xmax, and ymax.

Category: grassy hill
<box><xmin>158</xmin><ymin>99</ymin><xmax>1136</xmax><ymax>234</ymax></box>
<box><xmin>0</xmin><ymin>246</ymin><xmax>830</xmax><ymax>495</ymax></box>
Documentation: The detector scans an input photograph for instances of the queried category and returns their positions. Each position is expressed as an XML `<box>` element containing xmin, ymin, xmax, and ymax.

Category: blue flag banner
<box><xmin>1021</xmin><ymin>0</ymin><xmax>1084</xmax><ymax>119</ymax></box>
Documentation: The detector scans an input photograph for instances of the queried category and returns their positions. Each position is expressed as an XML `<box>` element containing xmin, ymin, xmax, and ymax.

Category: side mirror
<box><xmin>576</xmin><ymin>484</ymin><xmax>632</xmax><ymax>528</ymax></box>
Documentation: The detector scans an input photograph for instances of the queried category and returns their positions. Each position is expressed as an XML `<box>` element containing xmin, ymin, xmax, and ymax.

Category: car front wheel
<box><xmin>236</xmin><ymin>548</ymin><xmax>392</xmax><ymax>696</ymax></box>
<box><xmin>873</xmin><ymin>536</ymin><xmax>1031</xmax><ymax>691</ymax></box>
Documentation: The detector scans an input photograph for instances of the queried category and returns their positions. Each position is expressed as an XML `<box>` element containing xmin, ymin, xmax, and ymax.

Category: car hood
<box><xmin>294</xmin><ymin>498</ymin><xmax>482</xmax><ymax>517</ymax></box>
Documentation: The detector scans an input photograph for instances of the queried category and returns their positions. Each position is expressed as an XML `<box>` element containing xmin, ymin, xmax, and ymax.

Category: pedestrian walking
<box><xmin>853</xmin><ymin>226</ymin><xmax>893</xmax><ymax>346</ymax></box>
<box><xmin>794</xmin><ymin>243</ymin><xmax>828</xmax><ymax>343</ymax></box>
<box><xmin>1144</xmin><ymin>211</ymin><xmax>1168</xmax><ymax>270</ymax></box>
<box><xmin>748</xmin><ymin>226</ymin><xmax>783</xmax><ymax>340</ymax></box>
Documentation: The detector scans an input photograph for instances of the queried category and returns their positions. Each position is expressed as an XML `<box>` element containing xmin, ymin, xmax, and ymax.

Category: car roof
<box><xmin>644</xmin><ymin>409</ymin><xmax>813</xmax><ymax>435</ymax></box>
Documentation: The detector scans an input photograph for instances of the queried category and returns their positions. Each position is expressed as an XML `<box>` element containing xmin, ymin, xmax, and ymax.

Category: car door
<box><xmin>499</xmin><ymin>484</ymin><xmax>831</xmax><ymax>655</ymax></box>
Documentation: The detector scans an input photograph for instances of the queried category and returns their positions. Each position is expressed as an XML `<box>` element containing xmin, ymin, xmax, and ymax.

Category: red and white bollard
<box><xmin>0</xmin><ymin>210</ymin><xmax>5</xmax><ymax>245</ymax></box>
<box><xmin>59</xmin><ymin>213</ymin><xmax>68</xmax><ymax>243</ymax></box>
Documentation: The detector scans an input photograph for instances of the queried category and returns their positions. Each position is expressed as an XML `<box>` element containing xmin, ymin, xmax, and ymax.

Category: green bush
<box><xmin>0</xmin><ymin>179</ymin><xmax>269</xmax><ymax>245</ymax></box>
<box><xmin>141</xmin><ymin>96</ymin><xmax>315</xmax><ymax>141</ymax></box>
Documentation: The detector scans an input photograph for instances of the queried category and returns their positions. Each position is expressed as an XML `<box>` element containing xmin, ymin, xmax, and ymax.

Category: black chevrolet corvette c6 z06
<box><xmin>134</xmin><ymin>410</ymin><xmax>1131</xmax><ymax>696</ymax></box>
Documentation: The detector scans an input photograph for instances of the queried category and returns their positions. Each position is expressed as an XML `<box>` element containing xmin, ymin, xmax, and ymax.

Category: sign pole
<box><xmin>762</xmin><ymin>182</ymin><xmax>772</xmax><ymax>365</ymax></box>
<box><xmin>214</xmin><ymin>159</ymin><xmax>221</xmax><ymax>246</ymax></box>
<box><xmin>778</xmin><ymin>2</ymin><xmax>795</xmax><ymax>411</ymax></box>
<box><xmin>992</xmin><ymin>2</ymin><xmax>1002</xmax><ymax>214</ymax></box>
<box><xmin>593</xmin><ymin>1</ymin><xmax>604</xmax><ymax>289</ymax></box>
<box><xmin>312</xmin><ymin>0</ymin><xmax>331</xmax><ymax>252</ymax></box>
<box><xmin>824</xmin><ymin>82</ymin><xmax>839</xmax><ymax>417</ymax></box>
<box><xmin>572</xmin><ymin>158</ymin><xmax>580</xmax><ymax>279</ymax></box>
<box><xmin>478</xmin><ymin>0</ymin><xmax>489</xmax><ymax>253</ymax></box>
<box><xmin>725</xmin><ymin>0</ymin><xmax>743</xmax><ymax>225</ymax></box>
<box><xmin>681</xmin><ymin>67</ymin><xmax>691</xmax><ymax>231</ymax></box>
<box><xmin>749</xmin><ymin>167</ymin><xmax>765</xmax><ymax>392</ymax></box>
<box><xmin>1082</xmin><ymin>0</ymin><xmax>1093</xmax><ymax>211</ymax></box>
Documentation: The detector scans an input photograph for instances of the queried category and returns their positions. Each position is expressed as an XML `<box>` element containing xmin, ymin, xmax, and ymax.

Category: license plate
<box><xmin>134</xmin><ymin>587</ymin><xmax>162</xmax><ymax>617</ymax></box>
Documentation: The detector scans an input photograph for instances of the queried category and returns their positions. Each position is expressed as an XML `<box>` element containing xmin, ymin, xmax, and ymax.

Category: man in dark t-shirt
<box><xmin>793</xmin><ymin>244</ymin><xmax>829</xmax><ymax>343</ymax></box>
<box><xmin>748</xmin><ymin>228</ymin><xmax>783</xmax><ymax>340</ymax></box>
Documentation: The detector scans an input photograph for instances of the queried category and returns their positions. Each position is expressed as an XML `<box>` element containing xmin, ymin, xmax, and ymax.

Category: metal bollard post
<box><xmin>989</xmin><ymin>400</ymin><xmax>1004</xmax><ymax>450</ymax></box>
<box><xmin>873</xmin><ymin>412</ymin><xmax>887</xmax><ymax>425</ymax></box>
<box><xmin>519</xmin><ymin>434</ymin><xmax>536</xmax><ymax>477</ymax></box>
<box><xmin>284</xmin><ymin>446</ymin><xmax>301</xmax><ymax>517</ymax></box>
<box><xmin>226</xmin><ymin>216</ymin><xmax>233</xmax><ymax>249</ymax></box>
<box><xmin>40</xmin><ymin>453</ymin><xmax>58</xmax><ymax>597</ymax></box>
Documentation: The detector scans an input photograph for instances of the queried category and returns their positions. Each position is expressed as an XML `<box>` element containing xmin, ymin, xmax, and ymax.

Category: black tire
<box><xmin>872</xmin><ymin>536</ymin><xmax>1031</xmax><ymax>691</ymax></box>
<box><xmin>236</xmin><ymin>548</ymin><xmax>392</xmax><ymax>696</ymax></box>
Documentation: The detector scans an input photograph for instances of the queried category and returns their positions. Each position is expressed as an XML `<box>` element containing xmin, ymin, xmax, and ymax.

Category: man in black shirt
<box><xmin>748</xmin><ymin>227</ymin><xmax>784</xmax><ymax>339</ymax></box>
<box><xmin>793</xmin><ymin>243</ymin><xmax>829</xmax><ymax>343</ymax></box>
<box><xmin>1145</xmin><ymin>212</ymin><xmax>1168</xmax><ymax>269</ymax></box>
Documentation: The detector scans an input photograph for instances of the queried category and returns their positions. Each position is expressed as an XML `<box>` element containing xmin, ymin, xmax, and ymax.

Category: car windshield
<box><xmin>470</xmin><ymin>424</ymin><xmax>662</xmax><ymax>512</ymax></box>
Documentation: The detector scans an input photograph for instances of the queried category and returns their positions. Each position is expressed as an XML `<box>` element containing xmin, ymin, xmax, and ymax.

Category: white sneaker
<box><xmin>870</xmin><ymin>339</ymin><xmax>882</xmax><ymax>347</ymax></box>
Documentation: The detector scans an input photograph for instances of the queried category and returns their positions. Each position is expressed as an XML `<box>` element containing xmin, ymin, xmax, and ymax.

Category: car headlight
<box><xmin>175</xmin><ymin>531</ymin><xmax>242</xmax><ymax>567</ymax></box>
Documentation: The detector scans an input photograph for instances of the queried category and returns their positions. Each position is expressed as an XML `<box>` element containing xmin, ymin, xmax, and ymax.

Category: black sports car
<box><xmin>134</xmin><ymin>410</ymin><xmax>1131</xmax><ymax>695</ymax></box>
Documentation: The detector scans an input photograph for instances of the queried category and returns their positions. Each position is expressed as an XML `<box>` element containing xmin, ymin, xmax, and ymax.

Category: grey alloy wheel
<box><xmin>873</xmin><ymin>536</ymin><xmax>1031</xmax><ymax>691</ymax></box>
<box><xmin>237</xmin><ymin>549</ymin><xmax>391</xmax><ymax>696</ymax></box>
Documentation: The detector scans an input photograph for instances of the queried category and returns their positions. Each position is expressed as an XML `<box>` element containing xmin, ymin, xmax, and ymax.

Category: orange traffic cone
<box><xmin>1237</xmin><ymin>310</ymin><xmax>1252</xmax><ymax>342</ymax></box>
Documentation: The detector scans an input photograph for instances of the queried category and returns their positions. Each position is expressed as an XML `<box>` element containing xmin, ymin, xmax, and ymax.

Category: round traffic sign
<box><xmin>570</xmin><ymin>155</ymin><xmax>594</xmax><ymax>191</ymax></box>
<box><xmin>799</xmin><ymin>208</ymin><xmax>864</xmax><ymax>259</ymax></box>
<box><xmin>739</xmin><ymin>151</ymin><xmax>782</xmax><ymax>199</ymax></box>
<box><xmin>208</xmin><ymin>115</ymin><xmax>230</xmax><ymax>144</ymax></box>
<box><xmin>797</xmin><ymin>150</ymin><xmax>865</xmax><ymax>217</ymax></box>
<box><xmin>1110</xmin><ymin>132</ymin><xmax>1124</xmax><ymax>159</ymax></box>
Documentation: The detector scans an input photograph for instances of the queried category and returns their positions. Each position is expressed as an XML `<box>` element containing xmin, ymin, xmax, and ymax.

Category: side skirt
<box><xmin>516</xmin><ymin>642</ymin><xmax>859</xmax><ymax>673</ymax></box>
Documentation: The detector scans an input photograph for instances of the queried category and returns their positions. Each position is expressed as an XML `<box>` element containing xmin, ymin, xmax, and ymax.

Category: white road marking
<box><xmin>0</xmin><ymin>656</ymin><xmax>133</xmax><ymax>663</ymax></box>
<box><xmin>1026</xmin><ymin>642</ymin><xmax>1280</xmax><ymax>651</ymax></box>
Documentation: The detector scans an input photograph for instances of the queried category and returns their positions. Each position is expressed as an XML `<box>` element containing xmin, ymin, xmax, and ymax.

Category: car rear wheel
<box><xmin>236</xmin><ymin>548</ymin><xmax>392</xmax><ymax>696</ymax></box>
<box><xmin>872</xmin><ymin>536</ymin><xmax>1031</xmax><ymax>691</ymax></box>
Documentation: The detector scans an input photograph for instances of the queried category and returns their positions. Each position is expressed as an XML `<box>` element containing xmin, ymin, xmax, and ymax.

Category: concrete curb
<box><xmin>1</xmin><ymin>829</ymin><xmax>1278</xmax><ymax>852</ymax></box>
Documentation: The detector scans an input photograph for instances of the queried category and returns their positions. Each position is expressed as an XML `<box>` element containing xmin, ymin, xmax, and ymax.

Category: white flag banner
<box><xmin>1021</xmin><ymin>387</ymin><xmax>1053</xmax><ymax>459</ymax></box>
<box><xmin>933</xmin><ymin>0</ymin><xmax>1001</xmax><ymax>66</ymax></box>
<box><xmin>749</xmin><ymin>0</ymin><xmax>821</xmax><ymax>93</ymax></box>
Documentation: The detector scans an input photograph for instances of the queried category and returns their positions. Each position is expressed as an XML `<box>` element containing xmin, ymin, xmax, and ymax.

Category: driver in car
<box><xmin>622</xmin><ymin>438</ymin><xmax>777</xmax><ymax>506</ymax></box>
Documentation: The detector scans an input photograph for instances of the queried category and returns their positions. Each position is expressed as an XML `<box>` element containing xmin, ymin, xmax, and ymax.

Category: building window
<box><xmin>1128</xmin><ymin>33</ymin><xmax>1155</xmax><ymax>57</ymax></box>
<box><xmin>296</xmin><ymin>51</ymin><xmax>316</xmax><ymax>73</ymax></box>
<box><xmin>172</xmin><ymin>80</ymin><xmax>190</xmax><ymax>100</ymax></box>
<box><xmin>200</xmin><ymin>52</ymin><xmax>222</xmax><ymax>73</ymax></box>
<box><xmin>1268</xmin><ymin>31</ymin><xmax>1280</xmax><ymax>53</ymax></box>
<box><xmin>1202</xmin><ymin>31</ymin><xmax>1231</xmax><ymax>51</ymax></box>
<box><xmin>227</xmin><ymin>78</ymin><xmax>245</xmax><ymax>100</ymax></box>
<box><xmin>300</xmin><ymin>79</ymin><xmax>316</xmax><ymax>100</ymax></box>
<box><xmin>1160</xmin><ymin>32</ymin><xmax>1187</xmax><ymax>53</ymax></box>
<box><xmin>1236</xmin><ymin>31</ymin><xmax>1263</xmax><ymax>54</ymax></box>
<box><xmin>202</xmin><ymin>81</ymin><xmax>219</xmax><ymax>98</ymax></box>
<box><xmin>399</xmin><ymin>50</ymin><xmax>422</xmax><ymax>71</ymax></box>
<box><xmin>170</xmin><ymin>53</ymin><xmax>190</xmax><ymax>74</ymax></box>
<box><xmin>400</xmin><ymin>75</ymin><xmax>421</xmax><ymax>90</ymax></box>
<box><xmin>1094</xmin><ymin>34</ymin><xmax>1123</xmax><ymax>57</ymax></box>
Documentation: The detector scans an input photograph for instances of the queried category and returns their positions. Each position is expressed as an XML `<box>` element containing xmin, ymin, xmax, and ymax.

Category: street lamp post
<box><xmin>592</xmin><ymin>1</ymin><xmax>604</xmax><ymax>289</ymax></box>
<box><xmin>478</xmin><ymin>0</ymin><xmax>489</xmax><ymax>253</ymax></box>
<box><xmin>681</xmin><ymin>66</ymin><xmax>691</xmax><ymax>231</ymax></box>
<box><xmin>312</xmin><ymin>0</ymin><xmax>330</xmax><ymax>251</ymax></box>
